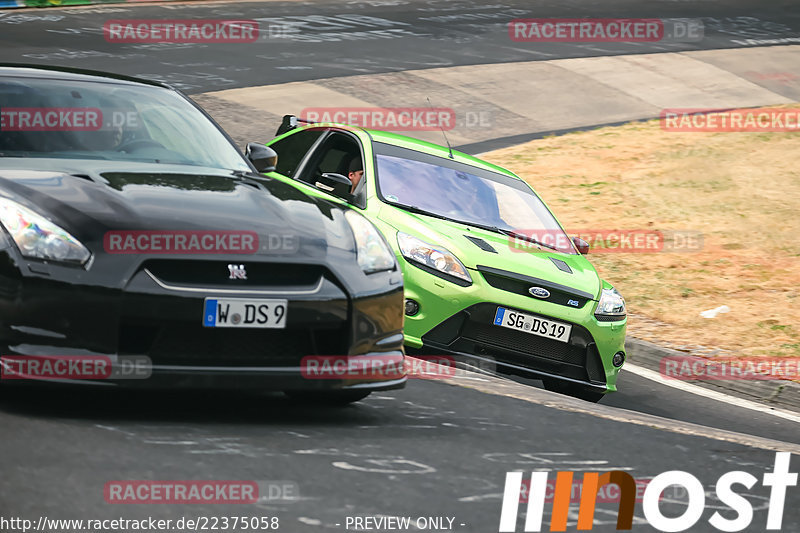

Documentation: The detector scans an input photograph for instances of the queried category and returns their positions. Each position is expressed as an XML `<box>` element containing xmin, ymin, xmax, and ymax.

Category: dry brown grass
<box><xmin>483</xmin><ymin>105</ymin><xmax>800</xmax><ymax>359</ymax></box>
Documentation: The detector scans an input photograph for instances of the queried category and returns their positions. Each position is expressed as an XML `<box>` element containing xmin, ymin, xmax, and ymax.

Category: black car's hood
<box><xmin>0</xmin><ymin>160</ymin><xmax>352</xmax><ymax>260</ymax></box>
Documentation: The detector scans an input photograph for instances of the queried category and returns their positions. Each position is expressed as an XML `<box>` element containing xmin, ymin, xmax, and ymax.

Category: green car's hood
<box><xmin>378</xmin><ymin>204</ymin><xmax>602</xmax><ymax>299</ymax></box>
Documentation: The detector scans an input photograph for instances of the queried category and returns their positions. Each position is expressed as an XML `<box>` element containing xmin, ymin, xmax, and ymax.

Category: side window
<box><xmin>301</xmin><ymin>131</ymin><xmax>367</xmax><ymax>208</ymax></box>
<box><xmin>317</xmin><ymin>146</ymin><xmax>352</xmax><ymax>176</ymax></box>
<box><xmin>269</xmin><ymin>129</ymin><xmax>323</xmax><ymax>177</ymax></box>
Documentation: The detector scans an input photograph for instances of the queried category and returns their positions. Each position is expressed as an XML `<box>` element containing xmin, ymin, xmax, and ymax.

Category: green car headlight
<box><xmin>595</xmin><ymin>287</ymin><xmax>626</xmax><ymax>318</ymax></box>
<box><xmin>344</xmin><ymin>210</ymin><xmax>396</xmax><ymax>274</ymax></box>
<box><xmin>0</xmin><ymin>198</ymin><xmax>91</xmax><ymax>265</ymax></box>
<box><xmin>397</xmin><ymin>232</ymin><xmax>472</xmax><ymax>284</ymax></box>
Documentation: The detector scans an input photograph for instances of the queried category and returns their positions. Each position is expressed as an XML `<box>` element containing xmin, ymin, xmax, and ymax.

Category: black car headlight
<box><xmin>595</xmin><ymin>287</ymin><xmax>626</xmax><ymax>318</ymax></box>
<box><xmin>0</xmin><ymin>198</ymin><xmax>91</xmax><ymax>265</ymax></box>
<box><xmin>397</xmin><ymin>232</ymin><xmax>471</xmax><ymax>284</ymax></box>
<box><xmin>344</xmin><ymin>210</ymin><xmax>396</xmax><ymax>274</ymax></box>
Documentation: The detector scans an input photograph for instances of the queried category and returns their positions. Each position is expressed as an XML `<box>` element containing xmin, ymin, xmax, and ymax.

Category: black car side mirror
<box><xmin>316</xmin><ymin>172</ymin><xmax>352</xmax><ymax>198</ymax></box>
<box><xmin>245</xmin><ymin>143</ymin><xmax>278</xmax><ymax>173</ymax></box>
<box><xmin>572</xmin><ymin>237</ymin><xmax>590</xmax><ymax>254</ymax></box>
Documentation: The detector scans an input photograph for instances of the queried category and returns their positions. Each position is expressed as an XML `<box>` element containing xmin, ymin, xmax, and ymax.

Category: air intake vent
<box><xmin>464</xmin><ymin>235</ymin><xmax>497</xmax><ymax>253</ymax></box>
<box><xmin>550</xmin><ymin>257</ymin><xmax>572</xmax><ymax>274</ymax></box>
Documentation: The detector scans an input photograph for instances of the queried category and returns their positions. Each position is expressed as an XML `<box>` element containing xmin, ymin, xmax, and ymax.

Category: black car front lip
<box><xmin>414</xmin><ymin>343</ymin><xmax>607</xmax><ymax>392</ymax></box>
<box><xmin>0</xmin><ymin>357</ymin><xmax>408</xmax><ymax>391</ymax></box>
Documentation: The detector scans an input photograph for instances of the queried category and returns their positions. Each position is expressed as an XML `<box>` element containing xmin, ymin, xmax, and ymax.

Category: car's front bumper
<box><xmin>0</xmin><ymin>258</ymin><xmax>406</xmax><ymax>392</ymax></box>
<box><xmin>400</xmin><ymin>263</ymin><xmax>626</xmax><ymax>392</ymax></box>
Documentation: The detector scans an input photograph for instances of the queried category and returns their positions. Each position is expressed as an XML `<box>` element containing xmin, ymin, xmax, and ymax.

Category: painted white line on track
<box><xmin>624</xmin><ymin>363</ymin><xmax>800</xmax><ymax>424</ymax></box>
<box><xmin>439</xmin><ymin>363</ymin><xmax>800</xmax><ymax>452</ymax></box>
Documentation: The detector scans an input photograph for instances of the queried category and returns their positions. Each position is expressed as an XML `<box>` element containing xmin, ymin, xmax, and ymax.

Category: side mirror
<box><xmin>316</xmin><ymin>172</ymin><xmax>352</xmax><ymax>197</ymax></box>
<box><xmin>572</xmin><ymin>237</ymin><xmax>590</xmax><ymax>255</ymax></box>
<box><xmin>245</xmin><ymin>142</ymin><xmax>278</xmax><ymax>173</ymax></box>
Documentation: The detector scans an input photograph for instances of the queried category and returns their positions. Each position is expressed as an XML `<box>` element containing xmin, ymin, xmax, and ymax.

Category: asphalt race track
<box><xmin>0</xmin><ymin>0</ymin><xmax>799</xmax><ymax>93</ymax></box>
<box><xmin>1</xmin><ymin>379</ymin><xmax>798</xmax><ymax>533</ymax></box>
<box><xmin>1</xmin><ymin>1</ymin><xmax>799</xmax><ymax>532</ymax></box>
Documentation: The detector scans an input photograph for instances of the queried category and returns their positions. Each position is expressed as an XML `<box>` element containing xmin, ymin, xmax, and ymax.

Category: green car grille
<box><xmin>477</xmin><ymin>265</ymin><xmax>593</xmax><ymax>309</ymax></box>
<box><xmin>421</xmin><ymin>303</ymin><xmax>606</xmax><ymax>385</ymax></box>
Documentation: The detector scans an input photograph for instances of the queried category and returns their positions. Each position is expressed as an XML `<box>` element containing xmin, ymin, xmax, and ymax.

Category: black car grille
<box><xmin>143</xmin><ymin>259</ymin><xmax>325</xmax><ymax>290</ymax></box>
<box><xmin>594</xmin><ymin>314</ymin><xmax>626</xmax><ymax>322</ymax></box>
<box><xmin>119</xmin><ymin>322</ymin><xmax>347</xmax><ymax>367</ymax></box>
<box><xmin>477</xmin><ymin>265</ymin><xmax>594</xmax><ymax>309</ymax></box>
<box><xmin>422</xmin><ymin>303</ymin><xmax>606</xmax><ymax>385</ymax></box>
<box><xmin>467</xmin><ymin>322</ymin><xmax>585</xmax><ymax>365</ymax></box>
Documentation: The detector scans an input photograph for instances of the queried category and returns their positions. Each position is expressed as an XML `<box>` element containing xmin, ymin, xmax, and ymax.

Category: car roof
<box><xmin>299</xmin><ymin>123</ymin><xmax>520</xmax><ymax>180</ymax></box>
<box><xmin>0</xmin><ymin>64</ymin><xmax>169</xmax><ymax>89</ymax></box>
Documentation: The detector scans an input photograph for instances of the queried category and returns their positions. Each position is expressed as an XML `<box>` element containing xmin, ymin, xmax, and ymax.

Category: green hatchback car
<box><xmin>248</xmin><ymin>116</ymin><xmax>627</xmax><ymax>401</ymax></box>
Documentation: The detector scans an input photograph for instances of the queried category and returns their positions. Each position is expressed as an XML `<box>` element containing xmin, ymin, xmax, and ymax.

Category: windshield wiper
<box><xmin>449</xmin><ymin>219</ymin><xmax>560</xmax><ymax>251</ymax></box>
<box><xmin>492</xmin><ymin>227</ymin><xmax>559</xmax><ymax>251</ymax></box>
<box><xmin>232</xmin><ymin>169</ymin><xmax>262</xmax><ymax>179</ymax></box>
<box><xmin>386</xmin><ymin>201</ymin><xmax>453</xmax><ymax>223</ymax></box>
<box><xmin>387</xmin><ymin>201</ymin><xmax>560</xmax><ymax>251</ymax></box>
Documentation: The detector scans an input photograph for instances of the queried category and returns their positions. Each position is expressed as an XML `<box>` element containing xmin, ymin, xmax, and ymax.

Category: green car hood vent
<box><xmin>550</xmin><ymin>257</ymin><xmax>573</xmax><ymax>274</ymax></box>
<box><xmin>464</xmin><ymin>235</ymin><xmax>497</xmax><ymax>253</ymax></box>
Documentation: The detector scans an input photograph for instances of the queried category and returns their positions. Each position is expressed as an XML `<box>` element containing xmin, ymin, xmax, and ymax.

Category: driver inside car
<box><xmin>76</xmin><ymin>121</ymin><xmax>124</xmax><ymax>151</ymax></box>
<box><xmin>75</xmin><ymin>100</ymin><xmax>141</xmax><ymax>152</ymax></box>
<box><xmin>348</xmin><ymin>157</ymin><xmax>365</xmax><ymax>194</ymax></box>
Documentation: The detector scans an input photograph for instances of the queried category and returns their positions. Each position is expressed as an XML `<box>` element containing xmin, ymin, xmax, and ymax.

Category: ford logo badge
<box><xmin>528</xmin><ymin>287</ymin><xmax>550</xmax><ymax>299</ymax></box>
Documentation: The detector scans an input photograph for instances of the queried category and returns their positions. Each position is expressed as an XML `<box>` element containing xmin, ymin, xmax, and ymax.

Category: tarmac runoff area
<box><xmin>195</xmin><ymin>44</ymin><xmax>800</xmax><ymax>151</ymax></box>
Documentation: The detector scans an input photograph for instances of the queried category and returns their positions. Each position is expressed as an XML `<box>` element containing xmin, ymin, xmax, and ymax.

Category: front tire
<box><xmin>543</xmin><ymin>380</ymin><xmax>605</xmax><ymax>403</ymax></box>
<box><xmin>284</xmin><ymin>390</ymin><xmax>371</xmax><ymax>405</ymax></box>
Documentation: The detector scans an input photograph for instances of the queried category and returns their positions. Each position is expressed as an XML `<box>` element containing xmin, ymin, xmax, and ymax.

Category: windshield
<box><xmin>374</xmin><ymin>145</ymin><xmax>575</xmax><ymax>254</ymax></box>
<box><xmin>0</xmin><ymin>76</ymin><xmax>250</xmax><ymax>172</ymax></box>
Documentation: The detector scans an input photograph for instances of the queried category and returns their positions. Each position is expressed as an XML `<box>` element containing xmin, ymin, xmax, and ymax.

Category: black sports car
<box><xmin>0</xmin><ymin>65</ymin><xmax>405</xmax><ymax>403</ymax></box>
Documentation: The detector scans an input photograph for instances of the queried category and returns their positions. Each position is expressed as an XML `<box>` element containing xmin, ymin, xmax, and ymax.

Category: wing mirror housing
<box><xmin>572</xmin><ymin>237</ymin><xmax>590</xmax><ymax>254</ymax></box>
<box><xmin>245</xmin><ymin>143</ymin><xmax>278</xmax><ymax>173</ymax></box>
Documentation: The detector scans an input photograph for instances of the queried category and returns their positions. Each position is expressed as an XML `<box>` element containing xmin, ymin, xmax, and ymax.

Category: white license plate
<box><xmin>203</xmin><ymin>298</ymin><xmax>288</xmax><ymax>328</ymax></box>
<box><xmin>493</xmin><ymin>307</ymin><xmax>572</xmax><ymax>343</ymax></box>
